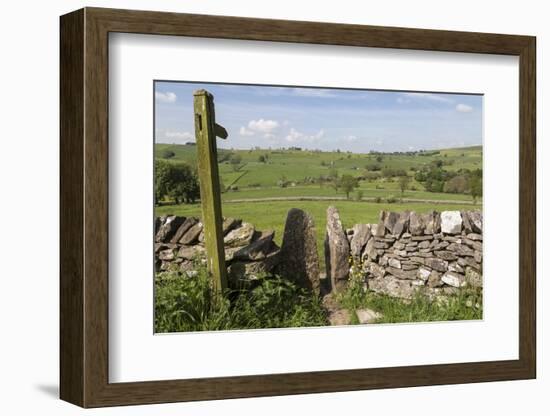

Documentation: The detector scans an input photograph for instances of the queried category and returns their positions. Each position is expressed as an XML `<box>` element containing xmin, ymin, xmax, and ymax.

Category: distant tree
<box><xmin>217</xmin><ymin>151</ymin><xmax>232</xmax><ymax>163</ymax></box>
<box><xmin>381</xmin><ymin>168</ymin><xmax>407</xmax><ymax>178</ymax></box>
<box><xmin>161</xmin><ymin>149</ymin><xmax>176</xmax><ymax>159</ymax></box>
<box><xmin>376</xmin><ymin>155</ymin><xmax>383</xmax><ymax>163</ymax></box>
<box><xmin>398</xmin><ymin>175</ymin><xmax>411</xmax><ymax>200</ymax></box>
<box><xmin>155</xmin><ymin>160</ymin><xmax>199</xmax><ymax>205</ymax></box>
<box><xmin>443</xmin><ymin>175</ymin><xmax>469</xmax><ymax>194</ymax></box>
<box><xmin>258</xmin><ymin>155</ymin><xmax>266</xmax><ymax>163</ymax></box>
<box><xmin>365</xmin><ymin>162</ymin><xmax>381</xmax><ymax>171</ymax></box>
<box><xmin>230</xmin><ymin>154</ymin><xmax>243</xmax><ymax>171</ymax></box>
<box><xmin>469</xmin><ymin>171</ymin><xmax>483</xmax><ymax>204</ymax></box>
<box><xmin>339</xmin><ymin>174</ymin><xmax>359</xmax><ymax>199</ymax></box>
<box><xmin>355</xmin><ymin>190</ymin><xmax>364</xmax><ymax>201</ymax></box>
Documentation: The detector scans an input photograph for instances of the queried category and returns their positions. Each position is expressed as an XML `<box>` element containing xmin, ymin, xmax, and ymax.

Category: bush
<box><xmin>161</xmin><ymin>149</ymin><xmax>175</xmax><ymax>159</ymax></box>
<box><xmin>363</xmin><ymin>171</ymin><xmax>381</xmax><ymax>181</ymax></box>
<box><xmin>386</xmin><ymin>195</ymin><xmax>398</xmax><ymax>203</ymax></box>
<box><xmin>382</xmin><ymin>168</ymin><xmax>407</xmax><ymax>178</ymax></box>
<box><xmin>365</xmin><ymin>163</ymin><xmax>381</xmax><ymax>171</ymax></box>
<box><xmin>374</xmin><ymin>196</ymin><xmax>382</xmax><ymax>203</ymax></box>
<box><xmin>355</xmin><ymin>190</ymin><xmax>364</xmax><ymax>201</ymax></box>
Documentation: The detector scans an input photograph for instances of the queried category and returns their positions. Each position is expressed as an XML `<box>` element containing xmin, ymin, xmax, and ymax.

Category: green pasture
<box><xmin>155</xmin><ymin>143</ymin><xmax>482</xmax><ymax>189</ymax></box>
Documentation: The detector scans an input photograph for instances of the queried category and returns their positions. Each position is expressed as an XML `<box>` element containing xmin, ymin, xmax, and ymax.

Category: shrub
<box><xmin>161</xmin><ymin>149</ymin><xmax>175</xmax><ymax>159</ymax></box>
<box><xmin>365</xmin><ymin>163</ymin><xmax>382</xmax><ymax>171</ymax></box>
<box><xmin>386</xmin><ymin>195</ymin><xmax>398</xmax><ymax>203</ymax></box>
<box><xmin>382</xmin><ymin>168</ymin><xmax>407</xmax><ymax>178</ymax></box>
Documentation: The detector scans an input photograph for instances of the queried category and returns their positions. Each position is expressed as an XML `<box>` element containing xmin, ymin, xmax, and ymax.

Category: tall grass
<box><xmin>155</xmin><ymin>267</ymin><xmax>328</xmax><ymax>333</ymax></box>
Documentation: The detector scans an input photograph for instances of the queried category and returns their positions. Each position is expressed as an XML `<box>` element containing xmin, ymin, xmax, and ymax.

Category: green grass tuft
<box><xmin>155</xmin><ymin>266</ymin><xmax>328</xmax><ymax>333</ymax></box>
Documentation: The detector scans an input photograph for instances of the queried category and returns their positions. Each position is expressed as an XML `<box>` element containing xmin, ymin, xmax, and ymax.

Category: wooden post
<box><xmin>193</xmin><ymin>90</ymin><xmax>228</xmax><ymax>293</ymax></box>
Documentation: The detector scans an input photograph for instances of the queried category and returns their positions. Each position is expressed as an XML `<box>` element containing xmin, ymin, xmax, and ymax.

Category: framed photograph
<box><xmin>60</xmin><ymin>7</ymin><xmax>536</xmax><ymax>408</ymax></box>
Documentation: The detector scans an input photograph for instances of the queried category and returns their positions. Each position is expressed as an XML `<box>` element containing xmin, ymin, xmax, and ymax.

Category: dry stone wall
<box><xmin>155</xmin><ymin>208</ymin><xmax>483</xmax><ymax>299</ymax></box>
<box><xmin>154</xmin><ymin>215</ymin><xmax>280</xmax><ymax>286</ymax></box>
<box><xmin>347</xmin><ymin>209</ymin><xmax>483</xmax><ymax>299</ymax></box>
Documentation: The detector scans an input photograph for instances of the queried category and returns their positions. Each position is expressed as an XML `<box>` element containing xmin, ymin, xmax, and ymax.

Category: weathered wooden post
<box><xmin>193</xmin><ymin>89</ymin><xmax>228</xmax><ymax>293</ymax></box>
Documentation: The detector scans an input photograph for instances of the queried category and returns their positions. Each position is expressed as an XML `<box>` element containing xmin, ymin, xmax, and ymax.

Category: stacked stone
<box><xmin>347</xmin><ymin>210</ymin><xmax>483</xmax><ymax>299</ymax></box>
<box><xmin>154</xmin><ymin>215</ymin><xmax>280</xmax><ymax>285</ymax></box>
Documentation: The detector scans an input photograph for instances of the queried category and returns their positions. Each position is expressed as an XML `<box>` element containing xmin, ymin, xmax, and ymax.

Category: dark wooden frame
<box><xmin>60</xmin><ymin>7</ymin><xmax>536</xmax><ymax>408</ymax></box>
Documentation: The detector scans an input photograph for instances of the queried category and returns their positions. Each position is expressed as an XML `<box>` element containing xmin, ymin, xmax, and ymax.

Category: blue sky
<box><xmin>154</xmin><ymin>81</ymin><xmax>482</xmax><ymax>152</ymax></box>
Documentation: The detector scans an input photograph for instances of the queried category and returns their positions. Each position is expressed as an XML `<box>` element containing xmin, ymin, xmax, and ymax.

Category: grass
<box><xmin>155</xmin><ymin>267</ymin><xmax>328</xmax><ymax>333</ymax></box>
<box><xmin>155</xmin><ymin>263</ymin><xmax>482</xmax><ymax>333</ymax></box>
<box><xmin>338</xmin><ymin>287</ymin><xmax>483</xmax><ymax>324</ymax></box>
<box><xmin>337</xmin><ymin>261</ymin><xmax>483</xmax><ymax>324</ymax></box>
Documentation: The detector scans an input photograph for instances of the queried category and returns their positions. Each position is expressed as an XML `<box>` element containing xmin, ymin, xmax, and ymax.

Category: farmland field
<box><xmin>155</xmin><ymin>143</ymin><xmax>482</xmax><ymax>263</ymax></box>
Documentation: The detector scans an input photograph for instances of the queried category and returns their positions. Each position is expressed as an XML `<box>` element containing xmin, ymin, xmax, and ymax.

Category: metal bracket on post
<box><xmin>193</xmin><ymin>89</ymin><xmax>228</xmax><ymax>293</ymax></box>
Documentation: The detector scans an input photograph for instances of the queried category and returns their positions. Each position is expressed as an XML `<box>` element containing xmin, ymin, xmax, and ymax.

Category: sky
<box><xmin>154</xmin><ymin>81</ymin><xmax>482</xmax><ymax>153</ymax></box>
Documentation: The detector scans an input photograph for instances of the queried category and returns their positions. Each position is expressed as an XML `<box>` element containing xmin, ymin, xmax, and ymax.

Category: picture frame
<box><xmin>60</xmin><ymin>7</ymin><xmax>536</xmax><ymax>408</ymax></box>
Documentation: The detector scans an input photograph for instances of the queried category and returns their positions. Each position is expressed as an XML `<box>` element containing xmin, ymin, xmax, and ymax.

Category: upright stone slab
<box><xmin>325</xmin><ymin>206</ymin><xmax>350</xmax><ymax>292</ymax></box>
<box><xmin>279</xmin><ymin>208</ymin><xmax>321</xmax><ymax>294</ymax></box>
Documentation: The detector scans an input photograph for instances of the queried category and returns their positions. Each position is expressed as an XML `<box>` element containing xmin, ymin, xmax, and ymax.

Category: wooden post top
<box><xmin>193</xmin><ymin>89</ymin><xmax>213</xmax><ymax>97</ymax></box>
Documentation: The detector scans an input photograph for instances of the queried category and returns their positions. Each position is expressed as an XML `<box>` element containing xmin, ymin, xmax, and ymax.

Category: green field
<box><xmin>155</xmin><ymin>143</ymin><xmax>482</xmax><ymax>264</ymax></box>
<box><xmin>156</xmin><ymin>143</ymin><xmax>482</xmax><ymax>188</ymax></box>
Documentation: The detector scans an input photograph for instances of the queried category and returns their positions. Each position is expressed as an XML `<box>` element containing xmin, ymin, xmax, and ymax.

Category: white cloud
<box><xmin>401</xmin><ymin>92</ymin><xmax>454</xmax><ymax>104</ymax></box>
<box><xmin>239</xmin><ymin>126</ymin><xmax>255</xmax><ymax>136</ymax></box>
<box><xmin>155</xmin><ymin>91</ymin><xmax>177</xmax><ymax>103</ymax></box>
<box><xmin>247</xmin><ymin>118</ymin><xmax>280</xmax><ymax>134</ymax></box>
<box><xmin>455</xmin><ymin>103</ymin><xmax>473</xmax><ymax>113</ymax></box>
<box><xmin>285</xmin><ymin>128</ymin><xmax>325</xmax><ymax>143</ymax></box>
<box><xmin>396</xmin><ymin>96</ymin><xmax>410</xmax><ymax>104</ymax></box>
<box><xmin>345</xmin><ymin>135</ymin><xmax>358</xmax><ymax>142</ymax></box>
<box><xmin>291</xmin><ymin>88</ymin><xmax>336</xmax><ymax>98</ymax></box>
